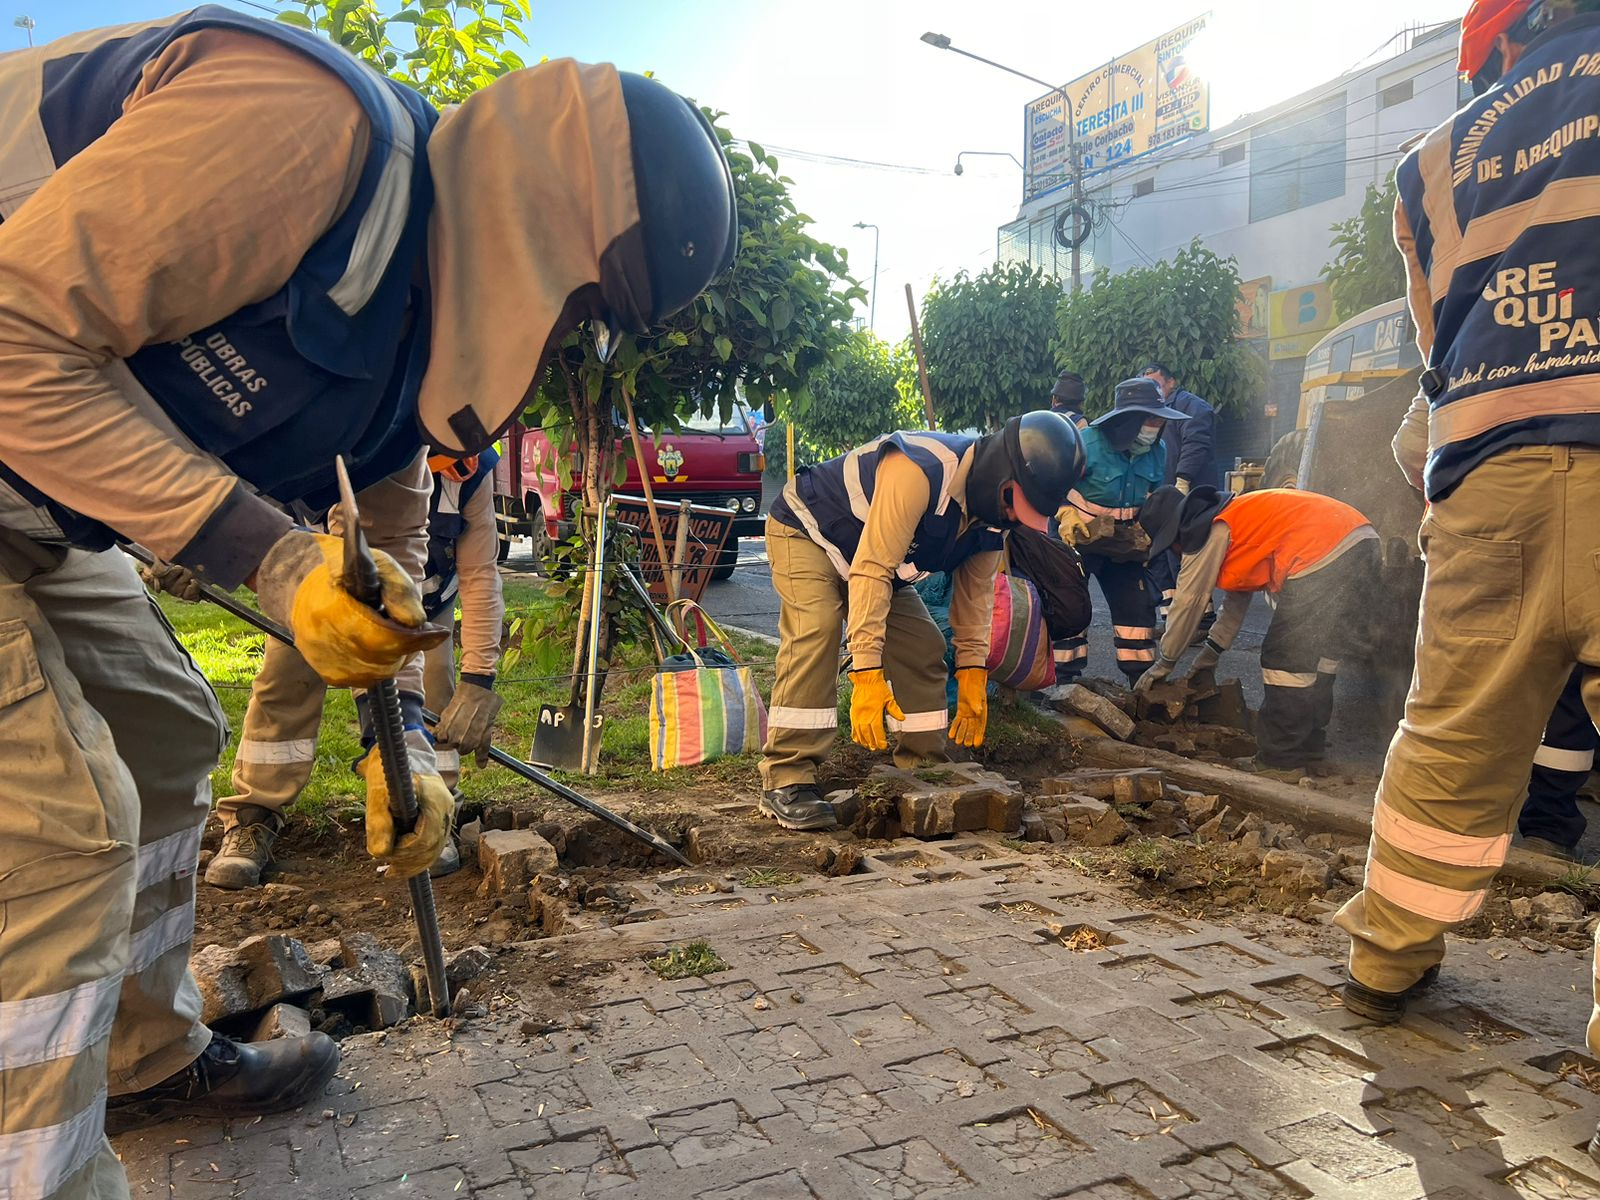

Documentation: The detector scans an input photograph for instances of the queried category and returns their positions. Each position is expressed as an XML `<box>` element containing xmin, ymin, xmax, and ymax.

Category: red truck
<box><xmin>493</xmin><ymin>406</ymin><xmax>766</xmax><ymax>579</ymax></box>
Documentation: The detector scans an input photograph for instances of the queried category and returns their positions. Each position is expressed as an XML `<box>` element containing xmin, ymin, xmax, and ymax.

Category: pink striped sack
<box><xmin>986</xmin><ymin>572</ymin><xmax>1054</xmax><ymax>692</ymax></box>
<box><xmin>649</xmin><ymin>600</ymin><xmax>768</xmax><ymax>770</ymax></box>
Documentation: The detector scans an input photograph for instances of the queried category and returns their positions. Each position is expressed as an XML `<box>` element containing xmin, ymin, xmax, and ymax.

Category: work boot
<box><xmin>430</xmin><ymin>831</ymin><xmax>462</xmax><ymax>877</ymax></box>
<box><xmin>760</xmin><ymin>784</ymin><xmax>838</xmax><ymax>832</ymax></box>
<box><xmin>1340</xmin><ymin>964</ymin><xmax>1441</xmax><ymax>1025</ymax></box>
<box><xmin>105</xmin><ymin>1031</ymin><xmax>339</xmax><ymax>1135</ymax></box>
<box><xmin>205</xmin><ymin>810</ymin><xmax>280</xmax><ymax>890</ymax></box>
<box><xmin>1519</xmin><ymin>836</ymin><xmax>1579</xmax><ymax>862</ymax></box>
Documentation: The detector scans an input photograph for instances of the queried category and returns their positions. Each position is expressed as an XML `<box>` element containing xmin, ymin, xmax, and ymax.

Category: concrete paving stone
<box><xmin>112</xmin><ymin>836</ymin><xmax>1600</xmax><ymax>1199</ymax></box>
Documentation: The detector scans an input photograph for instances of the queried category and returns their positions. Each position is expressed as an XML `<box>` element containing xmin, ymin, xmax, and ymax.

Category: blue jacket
<box><xmin>1396</xmin><ymin>13</ymin><xmax>1600</xmax><ymax>499</ymax></box>
<box><xmin>771</xmin><ymin>431</ymin><xmax>1004</xmax><ymax>583</ymax></box>
<box><xmin>0</xmin><ymin>7</ymin><xmax>436</xmax><ymax>576</ymax></box>
<box><xmin>1073</xmin><ymin>426</ymin><xmax>1167</xmax><ymax>515</ymax></box>
<box><xmin>1160</xmin><ymin>388</ymin><xmax>1217</xmax><ymax>490</ymax></box>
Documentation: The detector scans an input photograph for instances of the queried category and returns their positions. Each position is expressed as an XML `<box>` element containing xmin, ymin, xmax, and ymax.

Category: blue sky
<box><xmin>36</xmin><ymin>1</ymin><xmax>1464</xmax><ymax>340</ymax></box>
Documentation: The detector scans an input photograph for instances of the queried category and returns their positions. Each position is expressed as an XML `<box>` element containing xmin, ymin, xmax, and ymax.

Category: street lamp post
<box><xmin>14</xmin><ymin>15</ymin><xmax>34</xmax><ymax>47</ymax></box>
<box><xmin>953</xmin><ymin>150</ymin><xmax>1023</xmax><ymax>176</ymax></box>
<box><xmin>853</xmin><ymin>221</ymin><xmax>880</xmax><ymax>332</ymax></box>
<box><xmin>921</xmin><ymin>32</ymin><xmax>1087</xmax><ymax>293</ymax></box>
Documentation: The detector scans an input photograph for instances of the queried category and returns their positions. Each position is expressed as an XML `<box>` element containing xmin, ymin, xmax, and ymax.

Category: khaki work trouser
<box><xmin>760</xmin><ymin>522</ymin><xmax>950</xmax><ymax>790</ymax></box>
<box><xmin>1334</xmin><ymin>448</ymin><xmax>1600</xmax><ymax>1053</ymax></box>
<box><xmin>0</xmin><ymin>534</ymin><xmax>228</xmax><ymax>1200</ymax></box>
<box><xmin>216</xmin><ymin>458</ymin><xmax>440</xmax><ymax>827</ymax></box>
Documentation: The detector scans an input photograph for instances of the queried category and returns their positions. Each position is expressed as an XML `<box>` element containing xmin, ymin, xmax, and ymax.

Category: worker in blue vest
<box><xmin>761</xmin><ymin>415</ymin><xmax>1085</xmax><ymax>829</ymax></box>
<box><xmin>0</xmin><ymin>7</ymin><xmax>737</xmax><ymax>1187</ymax></box>
<box><xmin>1054</xmin><ymin>378</ymin><xmax>1190</xmax><ymax>683</ymax></box>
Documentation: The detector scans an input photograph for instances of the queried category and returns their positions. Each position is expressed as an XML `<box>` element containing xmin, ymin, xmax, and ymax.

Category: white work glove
<box><xmin>433</xmin><ymin>679</ymin><xmax>504</xmax><ymax>767</ymax></box>
<box><xmin>139</xmin><ymin>557</ymin><xmax>203</xmax><ymax>602</ymax></box>
<box><xmin>1134</xmin><ymin>660</ymin><xmax>1174</xmax><ymax>695</ymax></box>
<box><xmin>1174</xmin><ymin>477</ymin><xmax>1192</xmax><ymax>496</ymax></box>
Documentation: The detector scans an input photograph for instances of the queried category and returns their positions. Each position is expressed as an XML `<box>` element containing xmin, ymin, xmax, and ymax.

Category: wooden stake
<box><xmin>619</xmin><ymin>384</ymin><xmax>677</xmax><ymax>601</ymax></box>
<box><xmin>905</xmin><ymin>283</ymin><xmax>937</xmax><ymax>430</ymax></box>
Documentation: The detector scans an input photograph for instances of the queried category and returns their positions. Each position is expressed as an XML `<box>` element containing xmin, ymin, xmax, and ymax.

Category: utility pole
<box><xmin>921</xmin><ymin>33</ymin><xmax>1088</xmax><ymax>293</ymax></box>
<box><xmin>853</xmin><ymin>221</ymin><xmax>880</xmax><ymax>331</ymax></box>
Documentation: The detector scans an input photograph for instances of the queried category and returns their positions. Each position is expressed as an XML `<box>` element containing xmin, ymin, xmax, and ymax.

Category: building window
<box><xmin>1249</xmin><ymin>92</ymin><xmax>1347</xmax><ymax>222</ymax></box>
<box><xmin>1132</xmin><ymin>177</ymin><xmax>1155</xmax><ymax>197</ymax></box>
<box><xmin>1219</xmin><ymin>143</ymin><xmax>1247</xmax><ymax>167</ymax></box>
<box><xmin>1379</xmin><ymin>79</ymin><xmax>1414</xmax><ymax>109</ymax></box>
<box><xmin>1458</xmin><ymin>75</ymin><xmax>1477</xmax><ymax>105</ymax></box>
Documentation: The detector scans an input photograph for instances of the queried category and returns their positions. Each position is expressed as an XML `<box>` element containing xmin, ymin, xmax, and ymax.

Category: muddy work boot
<box><xmin>204</xmin><ymin>810</ymin><xmax>281</xmax><ymax>890</ymax></box>
<box><xmin>760</xmin><ymin>784</ymin><xmax>838</xmax><ymax>831</ymax></box>
<box><xmin>106</xmin><ymin>1031</ymin><xmax>339</xmax><ymax>1135</ymax></box>
<box><xmin>1340</xmin><ymin>964</ymin><xmax>1441</xmax><ymax>1024</ymax></box>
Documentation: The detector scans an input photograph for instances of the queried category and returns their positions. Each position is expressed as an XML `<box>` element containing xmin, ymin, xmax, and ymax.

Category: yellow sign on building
<box><xmin>1268</xmin><ymin>281</ymin><xmax>1337</xmax><ymax>360</ymax></box>
<box><xmin>1024</xmin><ymin>14</ymin><xmax>1211</xmax><ymax>201</ymax></box>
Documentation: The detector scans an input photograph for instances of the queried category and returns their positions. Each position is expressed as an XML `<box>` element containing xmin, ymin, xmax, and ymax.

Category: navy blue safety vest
<box><xmin>770</xmin><ymin>431</ymin><xmax>1004</xmax><ymax>584</ymax></box>
<box><xmin>421</xmin><ymin>448</ymin><xmax>498</xmax><ymax>619</ymax></box>
<box><xmin>0</xmin><ymin>7</ymin><xmax>437</xmax><ymax>547</ymax></box>
<box><xmin>1397</xmin><ymin>14</ymin><xmax>1600</xmax><ymax>499</ymax></box>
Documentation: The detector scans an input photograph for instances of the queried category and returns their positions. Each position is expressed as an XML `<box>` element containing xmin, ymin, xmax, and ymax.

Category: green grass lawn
<box><xmin>160</xmin><ymin>578</ymin><xmax>780</xmax><ymax>827</ymax></box>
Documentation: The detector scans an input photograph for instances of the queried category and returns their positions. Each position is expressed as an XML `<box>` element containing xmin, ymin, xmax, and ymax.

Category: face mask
<box><xmin>1131</xmin><ymin>426</ymin><xmax>1161</xmax><ymax>455</ymax></box>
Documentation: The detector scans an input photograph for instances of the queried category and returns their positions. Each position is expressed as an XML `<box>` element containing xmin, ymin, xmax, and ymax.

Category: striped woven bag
<box><xmin>985</xmin><ymin>572</ymin><xmax>1054</xmax><ymax>692</ymax></box>
<box><xmin>649</xmin><ymin>600</ymin><xmax>768</xmax><ymax>770</ymax></box>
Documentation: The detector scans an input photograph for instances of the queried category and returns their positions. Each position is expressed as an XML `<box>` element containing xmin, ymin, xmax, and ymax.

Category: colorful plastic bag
<box><xmin>986</xmin><ymin>572</ymin><xmax>1054</xmax><ymax>692</ymax></box>
<box><xmin>649</xmin><ymin>600</ymin><xmax>768</xmax><ymax>769</ymax></box>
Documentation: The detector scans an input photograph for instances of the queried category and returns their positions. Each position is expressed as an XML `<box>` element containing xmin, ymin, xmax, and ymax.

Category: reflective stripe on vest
<box><xmin>1397</xmin><ymin>15</ymin><xmax>1600</xmax><ymax>498</ymax></box>
<box><xmin>1213</xmin><ymin>489</ymin><xmax>1370</xmax><ymax>595</ymax></box>
<box><xmin>0</xmin><ymin>6</ymin><xmax>438</xmax><ymax>547</ymax></box>
<box><xmin>769</xmin><ymin>431</ymin><xmax>1003</xmax><ymax>581</ymax></box>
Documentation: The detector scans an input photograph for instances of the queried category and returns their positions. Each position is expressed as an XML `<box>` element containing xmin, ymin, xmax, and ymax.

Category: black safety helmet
<box><xmin>603</xmin><ymin>74</ymin><xmax>739</xmax><ymax>340</ymax></box>
<box><xmin>967</xmin><ymin>410</ymin><xmax>1087</xmax><ymax>529</ymax></box>
<box><xmin>1140</xmin><ymin>484</ymin><xmax>1233</xmax><ymax>559</ymax></box>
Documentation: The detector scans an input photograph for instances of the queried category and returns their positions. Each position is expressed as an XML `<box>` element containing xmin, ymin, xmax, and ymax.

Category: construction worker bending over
<box><xmin>193</xmin><ymin>451</ymin><xmax>505</xmax><ymax>889</ymax></box>
<box><xmin>1055</xmin><ymin>378</ymin><xmax>1189</xmax><ymax>683</ymax></box>
<box><xmin>760</xmin><ymin>414</ymin><xmax>1085</xmax><ymax>830</ymax></box>
<box><xmin>1334</xmin><ymin>2</ymin><xmax>1600</xmax><ymax>1086</ymax></box>
<box><xmin>0</xmin><ymin>9</ymin><xmax>734</xmax><ymax>1195</ymax></box>
<box><xmin>1133</xmin><ymin>486</ymin><xmax>1378</xmax><ymax>776</ymax></box>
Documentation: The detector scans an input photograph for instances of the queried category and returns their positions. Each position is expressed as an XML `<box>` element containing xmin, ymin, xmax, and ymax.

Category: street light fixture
<box><xmin>920</xmin><ymin>31</ymin><xmax>1088</xmax><ymax>292</ymax></box>
<box><xmin>14</xmin><ymin>15</ymin><xmax>34</xmax><ymax>47</ymax></box>
<box><xmin>853</xmin><ymin>221</ymin><xmax>880</xmax><ymax>332</ymax></box>
<box><xmin>953</xmin><ymin>150</ymin><xmax>1023</xmax><ymax>176</ymax></box>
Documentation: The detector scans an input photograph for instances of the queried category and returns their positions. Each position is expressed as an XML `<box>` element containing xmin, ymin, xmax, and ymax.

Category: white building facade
<box><xmin>1001</xmin><ymin>21</ymin><xmax>1469</xmax><ymax>459</ymax></box>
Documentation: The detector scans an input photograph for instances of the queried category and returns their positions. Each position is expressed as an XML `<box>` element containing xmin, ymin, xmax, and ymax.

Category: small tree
<box><xmin>918</xmin><ymin>261</ymin><xmax>1065</xmax><ymax>432</ymax></box>
<box><xmin>1055</xmin><ymin>241</ymin><xmax>1262</xmax><ymax>416</ymax></box>
<box><xmin>766</xmin><ymin>331</ymin><xmax>917</xmax><ymax>474</ymax></box>
<box><xmin>1323</xmin><ymin>177</ymin><xmax>1407</xmax><ymax>322</ymax></box>
<box><xmin>277</xmin><ymin>0</ymin><xmax>530</xmax><ymax>103</ymax></box>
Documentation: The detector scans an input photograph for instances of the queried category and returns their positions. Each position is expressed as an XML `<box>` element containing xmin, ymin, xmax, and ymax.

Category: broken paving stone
<box><xmin>1194</xmin><ymin>807</ymin><xmax>1234</xmax><ymax>845</ymax></box>
<box><xmin>457</xmin><ymin>818</ymin><xmax>482</xmax><ymax>862</ymax></box>
<box><xmin>1510</xmin><ymin>896</ymin><xmax>1535</xmax><ymax>921</ymax></box>
<box><xmin>1181</xmin><ymin>794</ymin><xmax>1221</xmax><ymax>824</ymax></box>
<box><xmin>1531</xmin><ymin>891</ymin><xmax>1586</xmax><ymax>927</ymax></box>
<box><xmin>1079</xmin><ymin>807</ymin><xmax>1132</xmax><ymax>848</ymax></box>
<box><xmin>899</xmin><ymin>784</ymin><xmax>1023</xmax><ymax>838</ymax></box>
<box><xmin>252</xmin><ymin>1003</ymin><xmax>312</xmax><ymax>1042</ymax></box>
<box><xmin>1111</xmin><ymin>771</ymin><xmax>1165</xmax><ymax>807</ymax></box>
<box><xmin>1196</xmin><ymin>680</ymin><xmax>1252</xmax><ymax>730</ymax></box>
<box><xmin>1261</xmin><ymin>850</ymin><xmax>1332</xmax><ymax>889</ymax></box>
<box><xmin>478</xmin><ymin>830</ymin><xmax>560</xmax><ymax>897</ymax></box>
<box><xmin>1153</xmin><ymin>732</ymin><xmax>1197</xmax><ymax>754</ymax></box>
<box><xmin>1042</xmin><ymin>684</ymin><xmax>1136</xmax><ymax>741</ymax></box>
<box><xmin>190</xmin><ymin>934</ymin><xmax>321</xmax><ymax>1025</ymax></box>
<box><xmin>445</xmin><ymin>945</ymin><xmax>492</xmax><ymax>993</ymax></box>
<box><xmin>1338</xmin><ymin>865</ymin><xmax>1366</xmax><ymax>887</ymax></box>
<box><xmin>1021</xmin><ymin>810</ymin><xmax>1050</xmax><ymax>843</ymax></box>
<box><xmin>322</xmin><ymin>933</ymin><xmax>412</xmax><ymax>1029</ymax></box>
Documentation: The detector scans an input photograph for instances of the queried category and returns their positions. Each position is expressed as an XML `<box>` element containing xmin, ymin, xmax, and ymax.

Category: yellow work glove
<box><xmin>950</xmin><ymin>667</ymin><xmax>988</xmax><ymax>748</ymax></box>
<box><xmin>357</xmin><ymin>750</ymin><xmax>454</xmax><ymax>879</ymax></box>
<box><xmin>258</xmin><ymin>530</ymin><xmax>446</xmax><ymax>688</ymax></box>
<box><xmin>1056</xmin><ymin>505</ymin><xmax>1092</xmax><ymax>546</ymax></box>
<box><xmin>848</xmin><ymin>668</ymin><xmax>904</xmax><ymax>751</ymax></box>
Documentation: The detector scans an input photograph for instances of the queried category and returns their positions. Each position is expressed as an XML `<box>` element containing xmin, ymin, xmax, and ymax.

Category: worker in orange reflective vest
<box><xmin>1132</xmin><ymin>485</ymin><xmax>1379</xmax><ymax>776</ymax></box>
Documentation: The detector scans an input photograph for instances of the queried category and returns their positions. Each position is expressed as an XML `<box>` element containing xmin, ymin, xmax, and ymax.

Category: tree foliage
<box><xmin>918</xmin><ymin>261</ymin><xmax>1065</xmax><ymax>433</ymax></box>
<box><xmin>1055</xmin><ymin>241</ymin><xmax>1262</xmax><ymax>417</ymax></box>
<box><xmin>765</xmin><ymin>331</ymin><xmax>917</xmax><ymax>474</ymax></box>
<box><xmin>276</xmin><ymin>0</ymin><xmax>530</xmax><ymax>104</ymax></box>
<box><xmin>1322</xmin><ymin>177</ymin><xmax>1407</xmax><ymax>322</ymax></box>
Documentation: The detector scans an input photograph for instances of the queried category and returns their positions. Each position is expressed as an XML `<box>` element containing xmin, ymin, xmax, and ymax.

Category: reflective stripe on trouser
<box><xmin>760</xmin><ymin>525</ymin><xmax>949</xmax><ymax>790</ymax></box>
<box><xmin>216</xmin><ymin>457</ymin><xmax>432</xmax><ymax>825</ymax></box>
<box><xmin>0</xmin><ymin>538</ymin><xmax>227</xmax><ymax>1200</ymax></box>
<box><xmin>1255</xmin><ymin>541</ymin><xmax>1376</xmax><ymax>767</ymax></box>
<box><xmin>1079</xmin><ymin>553</ymin><xmax>1157</xmax><ymax>681</ymax></box>
<box><xmin>1333</xmin><ymin>448</ymin><xmax>1600</xmax><ymax>997</ymax></box>
<box><xmin>1520</xmin><ymin>666</ymin><xmax>1597</xmax><ymax>849</ymax></box>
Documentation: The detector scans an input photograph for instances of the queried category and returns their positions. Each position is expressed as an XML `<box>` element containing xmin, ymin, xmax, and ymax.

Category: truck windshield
<box><xmin>674</xmin><ymin>406</ymin><xmax>753</xmax><ymax>437</ymax></box>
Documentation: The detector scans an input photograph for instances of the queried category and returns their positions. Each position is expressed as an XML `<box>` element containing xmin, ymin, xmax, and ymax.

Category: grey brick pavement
<box><xmin>117</xmin><ymin>838</ymin><xmax>1600</xmax><ymax>1199</ymax></box>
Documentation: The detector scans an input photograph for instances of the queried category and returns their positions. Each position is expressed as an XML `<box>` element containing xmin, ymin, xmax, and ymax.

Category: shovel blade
<box><xmin>531</xmin><ymin>704</ymin><xmax>603</xmax><ymax>770</ymax></box>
